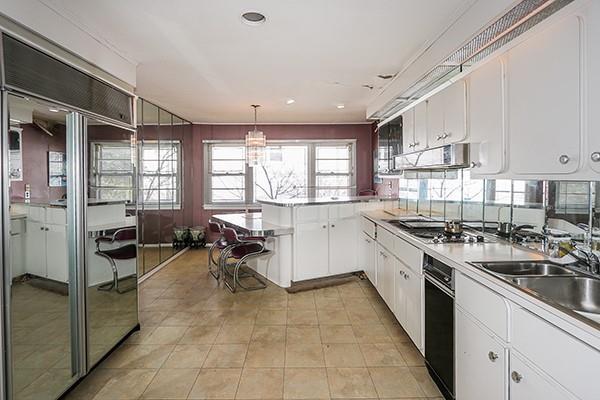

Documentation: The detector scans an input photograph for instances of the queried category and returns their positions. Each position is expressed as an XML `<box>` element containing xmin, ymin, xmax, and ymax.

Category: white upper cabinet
<box><xmin>587</xmin><ymin>2</ymin><xmax>600</xmax><ymax>173</ymax></box>
<box><xmin>468</xmin><ymin>57</ymin><xmax>506</xmax><ymax>176</ymax></box>
<box><xmin>413</xmin><ymin>101</ymin><xmax>428</xmax><ymax>151</ymax></box>
<box><xmin>427</xmin><ymin>81</ymin><xmax>467</xmax><ymax>147</ymax></box>
<box><xmin>506</xmin><ymin>15</ymin><xmax>581</xmax><ymax>175</ymax></box>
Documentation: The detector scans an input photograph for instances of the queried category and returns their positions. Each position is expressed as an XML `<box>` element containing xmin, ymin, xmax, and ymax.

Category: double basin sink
<box><xmin>473</xmin><ymin>261</ymin><xmax>600</xmax><ymax>318</ymax></box>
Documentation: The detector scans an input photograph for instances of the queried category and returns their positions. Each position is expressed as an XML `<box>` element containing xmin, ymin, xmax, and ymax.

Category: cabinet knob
<box><xmin>591</xmin><ymin>152</ymin><xmax>600</xmax><ymax>162</ymax></box>
<box><xmin>331</xmin><ymin>224</ymin><xmax>335</xmax><ymax>228</ymax></box>
<box><xmin>470</xmin><ymin>161</ymin><xmax>480</xmax><ymax>169</ymax></box>
<box><xmin>322</xmin><ymin>225</ymin><xmax>327</xmax><ymax>229</ymax></box>
<box><xmin>511</xmin><ymin>371</ymin><xmax>523</xmax><ymax>383</ymax></box>
<box><xmin>488</xmin><ymin>351</ymin><xmax>499</xmax><ymax>362</ymax></box>
<box><xmin>365</xmin><ymin>238</ymin><xmax>371</xmax><ymax>243</ymax></box>
<box><xmin>40</xmin><ymin>227</ymin><xmax>44</xmax><ymax>231</ymax></box>
<box><xmin>404</xmin><ymin>273</ymin><xmax>409</xmax><ymax>280</ymax></box>
<box><xmin>408</xmin><ymin>143</ymin><xmax>415</xmax><ymax>148</ymax></box>
<box><xmin>558</xmin><ymin>154</ymin><xmax>570</xmax><ymax>164</ymax></box>
<box><xmin>442</xmin><ymin>132</ymin><xmax>450</xmax><ymax>139</ymax></box>
<box><xmin>413</xmin><ymin>141</ymin><xmax>419</xmax><ymax>147</ymax></box>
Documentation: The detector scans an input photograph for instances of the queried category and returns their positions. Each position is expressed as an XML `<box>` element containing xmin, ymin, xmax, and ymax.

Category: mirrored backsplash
<box><xmin>395</xmin><ymin>170</ymin><xmax>599</xmax><ymax>242</ymax></box>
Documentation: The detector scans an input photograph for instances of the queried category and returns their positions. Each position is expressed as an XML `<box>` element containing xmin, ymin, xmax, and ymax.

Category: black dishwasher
<box><xmin>423</xmin><ymin>254</ymin><xmax>455</xmax><ymax>400</ymax></box>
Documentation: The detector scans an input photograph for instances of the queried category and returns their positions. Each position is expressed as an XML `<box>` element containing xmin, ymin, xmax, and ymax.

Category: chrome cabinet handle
<box><xmin>413</xmin><ymin>141</ymin><xmax>419</xmax><ymax>147</ymax></box>
<box><xmin>404</xmin><ymin>273</ymin><xmax>409</xmax><ymax>280</ymax></box>
<box><xmin>470</xmin><ymin>161</ymin><xmax>480</xmax><ymax>169</ymax></box>
<box><xmin>365</xmin><ymin>238</ymin><xmax>371</xmax><ymax>243</ymax></box>
<box><xmin>436</xmin><ymin>135</ymin><xmax>443</xmax><ymax>141</ymax></box>
<box><xmin>322</xmin><ymin>225</ymin><xmax>327</xmax><ymax>229</ymax></box>
<box><xmin>511</xmin><ymin>371</ymin><xmax>523</xmax><ymax>383</ymax></box>
<box><xmin>591</xmin><ymin>152</ymin><xmax>600</xmax><ymax>162</ymax></box>
<box><xmin>442</xmin><ymin>132</ymin><xmax>450</xmax><ymax>139</ymax></box>
<box><xmin>558</xmin><ymin>154</ymin><xmax>570</xmax><ymax>164</ymax></box>
<box><xmin>488</xmin><ymin>351</ymin><xmax>499</xmax><ymax>362</ymax></box>
<box><xmin>380</xmin><ymin>251</ymin><xmax>388</xmax><ymax>258</ymax></box>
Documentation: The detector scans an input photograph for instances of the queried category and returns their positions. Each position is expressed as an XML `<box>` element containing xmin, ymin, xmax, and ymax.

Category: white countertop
<box><xmin>362</xmin><ymin>209</ymin><xmax>600</xmax><ymax>349</ymax></box>
<box><xmin>212</xmin><ymin>213</ymin><xmax>294</xmax><ymax>236</ymax></box>
<box><xmin>258</xmin><ymin>195</ymin><xmax>398</xmax><ymax>207</ymax></box>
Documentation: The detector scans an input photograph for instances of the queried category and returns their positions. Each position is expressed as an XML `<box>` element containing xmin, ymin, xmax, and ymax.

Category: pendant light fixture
<box><xmin>245</xmin><ymin>104</ymin><xmax>266</xmax><ymax>166</ymax></box>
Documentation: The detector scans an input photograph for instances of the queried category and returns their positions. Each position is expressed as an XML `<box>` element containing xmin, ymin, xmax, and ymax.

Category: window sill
<box><xmin>203</xmin><ymin>204</ymin><xmax>262</xmax><ymax>211</ymax></box>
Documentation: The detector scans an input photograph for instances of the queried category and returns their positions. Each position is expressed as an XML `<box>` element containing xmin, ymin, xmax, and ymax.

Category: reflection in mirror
<box><xmin>6</xmin><ymin>94</ymin><xmax>75</xmax><ymax>399</ymax></box>
<box><xmin>86</xmin><ymin>117</ymin><xmax>138</xmax><ymax>367</ymax></box>
<box><xmin>159</xmin><ymin>108</ymin><xmax>174</xmax><ymax>263</ymax></box>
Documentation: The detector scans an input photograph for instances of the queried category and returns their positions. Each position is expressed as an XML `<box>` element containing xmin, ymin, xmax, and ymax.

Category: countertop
<box><xmin>212</xmin><ymin>213</ymin><xmax>294</xmax><ymax>236</ymax></box>
<box><xmin>258</xmin><ymin>195</ymin><xmax>398</xmax><ymax>207</ymax></box>
<box><xmin>362</xmin><ymin>209</ymin><xmax>600</xmax><ymax>348</ymax></box>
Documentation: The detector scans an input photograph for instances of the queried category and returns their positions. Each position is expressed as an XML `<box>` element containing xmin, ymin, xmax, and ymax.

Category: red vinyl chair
<box><xmin>220</xmin><ymin>227</ymin><xmax>269</xmax><ymax>293</ymax></box>
<box><xmin>95</xmin><ymin>227</ymin><xmax>137</xmax><ymax>294</ymax></box>
<box><xmin>207</xmin><ymin>221</ymin><xmax>232</xmax><ymax>281</ymax></box>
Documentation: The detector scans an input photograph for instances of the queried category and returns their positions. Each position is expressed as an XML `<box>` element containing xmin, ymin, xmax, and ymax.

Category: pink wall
<box><xmin>10</xmin><ymin>124</ymin><xmax>67</xmax><ymax>201</ymax></box>
<box><xmin>190</xmin><ymin>123</ymin><xmax>376</xmax><ymax>236</ymax></box>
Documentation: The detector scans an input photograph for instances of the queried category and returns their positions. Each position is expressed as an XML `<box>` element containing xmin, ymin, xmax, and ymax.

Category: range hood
<box><xmin>394</xmin><ymin>143</ymin><xmax>470</xmax><ymax>171</ymax></box>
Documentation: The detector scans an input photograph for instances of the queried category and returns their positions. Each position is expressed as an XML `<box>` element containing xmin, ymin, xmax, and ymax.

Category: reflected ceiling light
<box><xmin>242</xmin><ymin>11</ymin><xmax>266</xmax><ymax>26</ymax></box>
<box><xmin>336</xmin><ymin>104</ymin><xmax>345</xmax><ymax>109</ymax></box>
<box><xmin>48</xmin><ymin>107</ymin><xmax>60</xmax><ymax>113</ymax></box>
<box><xmin>286</xmin><ymin>99</ymin><xmax>295</xmax><ymax>105</ymax></box>
<box><xmin>246</xmin><ymin>104</ymin><xmax>266</xmax><ymax>167</ymax></box>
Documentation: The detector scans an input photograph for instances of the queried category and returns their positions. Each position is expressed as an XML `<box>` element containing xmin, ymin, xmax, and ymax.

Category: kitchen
<box><xmin>0</xmin><ymin>0</ymin><xmax>599</xmax><ymax>400</ymax></box>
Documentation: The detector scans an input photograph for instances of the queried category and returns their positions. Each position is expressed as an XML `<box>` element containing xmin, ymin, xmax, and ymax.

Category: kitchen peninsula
<box><xmin>216</xmin><ymin>196</ymin><xmax>397</xmax><ymax>288</ymax></box>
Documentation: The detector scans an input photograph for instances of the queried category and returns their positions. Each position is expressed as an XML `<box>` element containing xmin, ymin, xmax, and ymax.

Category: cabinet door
<box><xmin>394</xmin><ymin>265</ymin><xmax>406</xmax><ymax>323</ymax></box>
<box><xmin>469</xmin><ymin>58</ymin><xmax>505</xmax><ymax>175</ymax></box>
<box><xmin>456</xmin><ymin>307</ymin><xmax>506</xmax><ymax>400</ymax></box>
<box><xmin>377</xmin><ymin>124</ymin><xmax>391</xmax><ymax>174</ymax></box>
<box><xmin>443</xmin><ymin>80</ymin><xmax>467</xmax><ymax>144</ymax></box>
<box><xmin>295</xmin><ymin>222</ymin><xmax>329</xmax><ymax>281</ymax></box>
<box><xmin>426</xmin><ymin>93</ymin><xmax>444</xmax><ymax>147</ymax></box>
<box><xmin>359</xmin><ymin>233</ymin><xmax>376</xmax><ymax>285</ymax></box>
<box><xmin>510</xmin><ymin>353</ymin><xmax>574</xmax><ymax>400</ymax></box>
<box><xmin>507</xmin><ymin>15</ymin><xmax>581</xmax><ymax>175</ymax></box>
<box><xmin>403</xmin><ymin>266</ymin><xmax>423</xmax><ymax>350</ymax></box>
<box><xmin>402</xmin><ymin>109</ymin><xmax>415</xmax><ymax>152</ymax></box>
<box><xmin>329</xmin><ymin>217</ymin><xmax>358</xmax><ymax>275</ymax></box>
<box><xmin>24</xmin><ymin>220</ymin><xmax>46</xmax><ymax>277</ymax></box>
<box><xmin>413</xmin><ymin>102</ymin><xmax>428</xmax><ymax>151</ymax></box>
<box><xmin>376</xmin><ymin>245</ymin><xmax>395</xmax><ymax>305</ymax></box>
<box><xmin>46</xmin><ymin>224</ymin><xmax>68</xmax><ymax>282</ymax></box>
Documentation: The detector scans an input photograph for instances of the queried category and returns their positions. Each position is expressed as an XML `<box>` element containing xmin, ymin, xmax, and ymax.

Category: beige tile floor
<box><xmin>67</xmin><ymin>248</ymin><xmax>443</xmax><ymax>400</ymax></box>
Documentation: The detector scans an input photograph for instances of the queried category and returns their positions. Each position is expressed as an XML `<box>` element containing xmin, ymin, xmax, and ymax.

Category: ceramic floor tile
<box><xmin>255</xmin><ymin>309</ymin><xmax>288</xmax><ymax>325</ymax></box>
<box><xmin>395</xmin><ymin>342</ymin><xmax>425</xmax><ymax>366</ymax></box>
<box><xmin>283</xmin><ymin>368</ymin><xmax>330</xmax><ymax>399</ymax></box>
<box><xmin>141</xmin><ymin>368</ymin><xmax>199</xmax><ymax>399</ymax></box>
<box><xmin>368</xmin><ymin>367</ymin><xmax>425</xmax><ymax>398</ymax></box>
<box><xmin>235</xmin><ymin>368</ymin><xmax>283</xmax><ymax>399</ymax></box>
<box><xmin>162</xmin><ymin>344</ymin><xmax>211</xmax><ymax>368</ymax></box>
<box><xmin>287</xmin><ymin>309</ymin><xmax>318</xmax><ymax>325</ymax></box>
<box><xmin>188</xmin><ymin>368</ymin><xmax>242</xmax><ymax>399</ymax></box>
<box><xmin>352</xmin><ymin>324</ymin><xmax>393</xmax><ymax>344</ymax></box>
<box><xmin>179</xmin><ymin>325</ymin><xmax>221</xmax><ymax>345</ymax></box>
<box><xmin>215</xmin><ymin>324</ymin><xmax>254</xmax><ymax>344</ymax></box>
<box><xmin>410</xmin><ymin>366</ymin><xmax>443</xmax><ymax>397</ymax></box>
<box><xmin>323</xmin><ymin>343</ymin><xmax>366</xmax><ymax>367</ymax></box>
<box><xmin>101</xmin><ymin>344</ymin><xmax>174</xmax><ymax>369</ymax></box>
<box><xmin>359</xmin><ymin>343</ymin><xmax>407</xmax><ymax>367</ymax></box>
<box><xmin>326</xmin><ymin>367</ymin><xmax>377</xmax><ymax>399</ymax></box>
<box><xmin>245</xmin><ymin>341</ymin><xmax>285</xmax><ymax>367</ymax></box>
<box><xmin>286</xmin><ymin>326</ymin><xmax>321</xmax><ymax>344</ymax></box>
<box><xmin>319</xmin><ymin>325</ymin><xmax>357</xmax><ymax>344</ymax></box>
<box><xmin>204</xmin><ymin>344</ymin><xmax>248</xmax><ymax>368</ymax></box>
<box><xmin>251</xmin><ymin>325</ymin><xmax>287</xmax><ymax>342</ymax></box>
<box><xmin>317</xmin><ymin>309</ymin><xmax>351</xmax><ymax>325</ymax></box>
<box><xmin>160</xmin><ymin>311</ymin><xmax>197</xmax><ymax>327</ymax></box>
<box><xmin>285</xmin><ymin>343</ymin><xmax>325</xmax><ymax>367</ymax></box>
<box><xmin>92</xmin><ymin>369</ymin><xmax>157</xmax><ymax>400</ymax></box>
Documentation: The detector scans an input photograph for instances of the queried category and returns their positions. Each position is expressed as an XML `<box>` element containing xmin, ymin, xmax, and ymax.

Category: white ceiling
<box><xmin>37</xmin><ymin>0</ymin><xmax>474</xmax><ymax>123</ymax></box>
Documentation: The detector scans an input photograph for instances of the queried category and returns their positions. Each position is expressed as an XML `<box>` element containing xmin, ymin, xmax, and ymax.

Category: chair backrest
<box><xmin>358</xmin><ymin>189</ymin><xmax>377</xmax><ymax>196</ymax></box>
<box><xmin>221</xmin><ymin>227</ymin><xmax>240</xmax><ymax>244</ymax></box>
<box><xmin>208</xmin><ymin>221</ymin><xmax>222</xmax><ymax>234</ymax></box>
<box><xmin>113</xmin><ymin>227</ymin><xmax>137</xmax><ymax>241</ymax></box>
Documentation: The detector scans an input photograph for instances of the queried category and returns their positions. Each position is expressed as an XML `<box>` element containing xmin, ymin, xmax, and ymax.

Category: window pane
<box><xmin>212</xmin><ymin>160</ymin><xmax>245</xmax><ymax>174</ymax></box>
<box><xmin>142</xmin><ymin>189</ymin><xmax>160</xmax><ymax>203</ymax></box>
<box><xmin>211</xmin><ymin>175</ymin><xmax>244</xmax><ymax>190</ymax></box>
<box><xmin>254</xmin><ymin>146</ymin><xmax>308</xmax><ymax>201</ymax></box>
<box><xmin>99</xmin><ymin>175</ymin><xmax>132</xmax><ymax>187</ymax></box>
<box><xmin>100</xmin><ymin>160</ymin><xmax>132</xmax><ymax>172</ymax></box>
<box><xmin>159</xmin><ymin>176</ymin><xmax>176</xmax><ymax>189</ymax></box>
<box><xmin>316</xmin><ymin>145</ymin><xmax>350</xmax><ymax>159</ymax></box>
<box><xmin>142</xmin><ymin>147</ymin><xmax>159</xmax><ymax>160</ymax></box>
<box><xmin>316</xmin><ymin>159</ymin><xmax>349</xmax><ymax>174</ymax></box>
<box><xmin>212</xmin><ymin>146</ymin><xmax>245</xmax><ymax>160</ymax></box>
<box><xmin>159</xmin><ymin>189</ymin><xmax>175</xmax><ymax>202</ymax></box>
<box><xmin>316</xmin><ymin>175</ymin><xmax>350</xmax><ymax>187</ymax></box>
<box><xmin>98</xmin><ymin>189</ymin><xmax>132</xmax><ymax>201</ymax></box>
<box><xmin>99</xmin><ymin>146</ymin><xmax>131</xmax><ymax>160</ymax></box>
<box><xmin>143</xmin><ymin>176</ymin><xmax>161</xmax><ymax>190</ymax></box>
<box><xmin>159</xmin><ymin>160</ymin><xmax>177</xmax><ymax>174</ymax></box>
<box><xmin>212</xmin><ymin>189</ymin><xmax>244</xmax><ymax>202</ymax></box>
<box><xmin>142</xmin><ymin>160</ymin><xmax>159</xmax><ymax>173</ymax></box>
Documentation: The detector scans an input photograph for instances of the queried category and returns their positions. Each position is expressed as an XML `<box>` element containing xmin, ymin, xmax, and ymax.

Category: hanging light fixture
<box><xmin>245</xmin><ymin>104</ymin><xmax>266</xmax><ymax>166</ymax></box>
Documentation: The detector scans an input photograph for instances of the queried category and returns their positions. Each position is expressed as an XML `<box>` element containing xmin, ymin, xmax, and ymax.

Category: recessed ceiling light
<box><xmin>242</xmin><ymin>11</ymin><xmax>266</xmax><ymax>26</ymax></box>
<box><xmin>336</xmin><ymin>104</ymin><xmax>345</xmax><ymax>109</ymax></box>
<box><xmin>286</xmin><ymin>99</ymin><xmax>295</xmax><ymax>105</ymax></box>
<box><xmin>48</xmin><ymin>107</ymin><xmax>60</xmax><ymax>113</ymax></box>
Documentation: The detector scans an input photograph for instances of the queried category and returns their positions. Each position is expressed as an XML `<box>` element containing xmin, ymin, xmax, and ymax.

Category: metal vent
<box><xmin>374</xmin><ymin>0</ymin><xmax>574</xmax><ymax>122</ymax></box>
<box><xmin>2</xmin><ymin>34</ymin><xmax>133</xmax><ymax>125</ymax></box>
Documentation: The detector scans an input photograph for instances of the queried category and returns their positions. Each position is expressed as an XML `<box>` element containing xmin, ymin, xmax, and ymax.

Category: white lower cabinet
<box><xmin>359</xmin><ymin>232</ymin><xmax>376</xmax><ymax>285</ymax></box>
<box><xmin>25</xmin><ymin>220</ymin><xmax>47</xmax><ymax>278</ymax></box>
<box><xmin>329</xmin><ymin>217</ymin><xmax>358</xmax><ymax>275</ymax></box>
<box><xmin>45</xmin><ymin>224</ymin><xmax>68</xmax><ymax>282</ymax></box>
<box><xmin>376</xmin><ymin>244</ymin><xmax>396</xmax><ymax>306</ymax></box>
<box><xmin>395</xmin><ymin>260</ymin><xmax>423</xmax><ymax>350</ymax></box>
<box><xmin>295</xmin><ymin>222</ymin><xmax>329</xmax><ymax>281</ymax></box>
<box><xmin>509</xmin><ymin>353</ymin><xmax>574</xmax><ymax>400</ymax></box>
<box><xmin>456</xmin><ymin>307</ymin><xmax>507</xmax><ymax>400</ymax></box>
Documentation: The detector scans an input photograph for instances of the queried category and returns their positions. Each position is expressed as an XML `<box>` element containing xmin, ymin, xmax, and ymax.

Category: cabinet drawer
<box><xmin>10</xmin><ymin>219</ymin><xmax>24</xmax><ymax>235</ymax></box>
<box><xmin>455</xmin><ymin>273</ymin><xmax>509</xmax><ymax>341</ymax></box>
<box><xmin>295</xmin><ymin>205</ymin><xmax>329</xmax><ymax>223</ymax></box>
<box><xmin>377</xmin><ymin>227</ymin><xmax>395</xmax><ymax>253</ymax></box>
<box><xmin>394</xmin><ymin>236</ymin><xmax>422</xmax><ymax>273</ymax></box>
<box><xmin>329</xmin><ymin>203</ymin><xmax>356</xmax><ymax>219</ymax></box>
<box><xmin>360</xmin><ymin>217</ymin><xmax>376</xmax><ymax>238</ymax></box>
<box><xmin>46</xmin><ymin>207</ymin><xmax>66</xmax><ymax>225</ymax></box>
<box><xmin>27</xmin><ymin>206</ymin><xmax>45</xmax><ymax>222</ymax></box>
<box><xmin>512</xmin><ymin>306</ymin><xmax>599</xmax><ymax>400</ymax></box>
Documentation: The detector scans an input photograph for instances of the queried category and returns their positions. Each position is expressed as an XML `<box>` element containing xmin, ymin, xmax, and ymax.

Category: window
<box><xmin>90</xmin><ymin>140</ymin><xmax>181</xmax><ymax>207</ymax></box>
<box><xmin>204</xmin><ymin>141</ymin><xmax>355</xmax><ymax>206</ymax></box>
<box><xmin>553</xmin><ymin>181</ymin><xmax>590</xmax><ymax>215</ymax></box>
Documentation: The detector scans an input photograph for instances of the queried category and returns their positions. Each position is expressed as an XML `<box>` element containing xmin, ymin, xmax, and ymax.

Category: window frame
<box><xmin>203</xmin><ymin>139</ymin><xmax>356</xmax><ymax>208</ymax></box>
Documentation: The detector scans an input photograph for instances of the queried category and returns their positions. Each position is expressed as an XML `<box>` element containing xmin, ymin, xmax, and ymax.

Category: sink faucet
<box><xmin>559</xmin><ymin>243</ymin><xmax>600</xmax><ymax>275</ymax></box>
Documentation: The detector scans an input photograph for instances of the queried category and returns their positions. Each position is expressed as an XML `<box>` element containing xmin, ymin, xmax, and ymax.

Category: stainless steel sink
<box><xmin>512</xmin><ymin>276</ymin><xmax>600</xmax><ymax>315</ymax></box>
<box><xmin>477</xmin><ymin>261</ymin><xmax>578</xmax><ymax>276</ymax></box>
